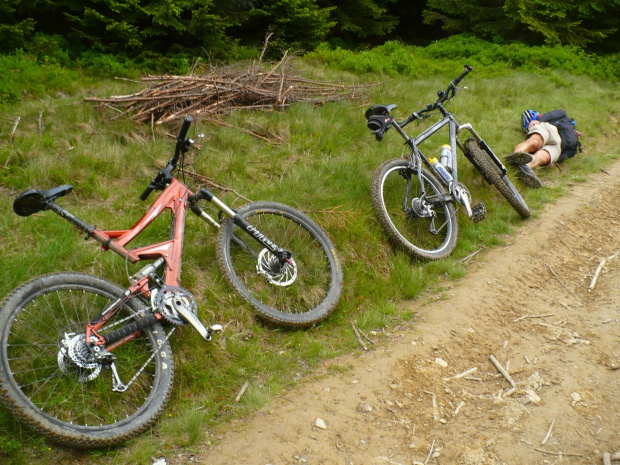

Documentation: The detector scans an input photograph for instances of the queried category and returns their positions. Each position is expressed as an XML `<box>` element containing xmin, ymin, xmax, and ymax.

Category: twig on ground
<box><xmin>603</xmin><ymin>452</ymin><xmax>612</xmax><ymax>465</ymax></box>
<box><xmin>459</xmin><ymin>247</ymin><xmax>485</xmax><ymax>264</ymax></box>
<box><xmin>588</xmin><ymin>254</ymin><xmax>617</xmax><ymax>292</ymax></box>
<box><xmin>514</xmin><ymin>313</ymin><xmax>554</xmax><ymax>322</ymax></box>
<box><xmin>589</xmin><ymin>258</ymin><xmax>607</xmax><ymax>292</ymax></box>
<box><xmin>9</xmin><ymin>116</ymin><xmax>20</xmax><ymax>144</ymax></box>
<box><xmin>445</xmin><ymin>367</ymin><xmax>477</xmax><ymax>380</ymax></box>
<box><xmin>38</xmin><ymin>110</ymin><xmax>45</xmax><ymax>136</ymax></box>
<box><xmin>179</xmin><ymin>169</ymin><xmax>252</xmax><ymax>202</ymax></box>
<box><xmin>544</xmin><ymin>262</ymin><xmax>581</xmax><ymax>303</ymax></box>
<box><xmin>235</xmin><ymin>380</ymin><xmax>249</xmax><ymax>402</ymax></box>
<box><xmin>533</xmin><ymin>448</ymin><xmax>582</xmax><ymax>458</ymax></box>
<box><xmin>600</xmin><ymin>168</ymin><xmax>612</xmax><ymax>176</ymax></box>
<box><xmin>541</xmin><ymin>419</ymin><xmax>555</xmax><ymax>445</ymax></box>
<box><xmin>489</xmin><ymin>355</ymin><xmax>516</xmax><ymax>388</ymax></box>
<box><xmin>453</xmin><ymin>401</ymin><xmax>465</xmax><ymax>416</ymax></box>
<box><xmin>351</xmin><ymin>320</ymin><xmax>367</xmax><ymax>351</ymax></box>
<box><xmin>424</xmin><ymin>439</ymin><xmax>436</xmax><ymax>465</ymax></box>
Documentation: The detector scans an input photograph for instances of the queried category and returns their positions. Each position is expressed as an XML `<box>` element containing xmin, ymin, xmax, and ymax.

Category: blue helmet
<box><xmin>521</xmin><ymin>109</ymin><xmax>539</xmax><ymax>133</ymax></box>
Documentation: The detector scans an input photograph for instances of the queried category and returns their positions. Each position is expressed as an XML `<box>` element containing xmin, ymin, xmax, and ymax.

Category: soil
<box><xmin>193</xmin><ymin>163</ymin><xmax>620</xmax><ymax>465</ymax></box>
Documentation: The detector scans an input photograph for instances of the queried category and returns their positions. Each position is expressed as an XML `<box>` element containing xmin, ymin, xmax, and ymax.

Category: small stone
<box><xmin>314</xmin><ymin>418</ymin><xmax>327</xmax><ymax>429</ymax></box>
<box><xmin>435</xmin><ymin>357</ymin><xmax>448</xmax><ymax>368</ymax></box>
<box><xmin>357</xmin><ymin>403</ymin><xmax>373</xmax><ymax>413</ymax></box>
<box><xmin>571</xmin><ymin>392</ymin><xmax>583</xmax><ymax>406</ymax></box>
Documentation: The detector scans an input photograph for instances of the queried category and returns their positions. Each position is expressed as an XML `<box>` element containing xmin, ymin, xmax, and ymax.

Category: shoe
<box><xmin>505</xmin><ymin>151</ymin><xmax>534</xmax><ymax>166</ymax></box>
<box><xmin>517</xmin><ymin>164</ymin><xmax>542</xmax><ymax>188</ymax></box>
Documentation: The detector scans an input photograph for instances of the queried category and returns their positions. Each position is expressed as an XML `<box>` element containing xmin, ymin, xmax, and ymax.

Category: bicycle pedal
<box><xmin>208</xmin><ymin>324</ymin><xmax>223</xmax><ymax>335</ymax></box>
<box><xmin>471</xmin><ymin>201</ymin><xmax>486</xmax><ymax>223</ymax></box>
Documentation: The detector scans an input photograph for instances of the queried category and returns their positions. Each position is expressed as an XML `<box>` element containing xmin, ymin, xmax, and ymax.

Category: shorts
<box><xmin>527</xmin><ymin>122</ymin><xmax>562</xmax><ymax>163</ymax></box>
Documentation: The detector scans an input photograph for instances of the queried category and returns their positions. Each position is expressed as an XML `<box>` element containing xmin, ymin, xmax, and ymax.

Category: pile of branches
<box><xmin>85</xmin><ymin>52</ymin><xmax>369</xmax><ymax>125</ymax></box>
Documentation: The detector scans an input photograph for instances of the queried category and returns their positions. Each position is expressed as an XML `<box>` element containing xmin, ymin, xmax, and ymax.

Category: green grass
<box><xmin>0</xmin><ymin>43</ymin><xmax>619</xmax><ymax>465</ymax></box>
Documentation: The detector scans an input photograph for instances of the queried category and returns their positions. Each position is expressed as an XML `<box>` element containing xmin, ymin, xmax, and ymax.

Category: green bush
<box><xmin>308</xmin><ymin>35</ymin><xmax>620</xmax><ymax>81</ymax></box>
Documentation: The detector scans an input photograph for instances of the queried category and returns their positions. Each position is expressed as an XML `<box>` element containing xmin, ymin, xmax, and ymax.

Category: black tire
<box><xmin>0</xmin><ymin>273</ymin><xmax>174</xmax><ymax>448</ymax></box>
<box><xmin>465</xmin><ymin>138</ymin><xmax>530</xmax><ymax>218</ymax></box>
<box><xmin>216</xmin><ymin>201</ymin><xmax>343</xmax><ymax>327</ymax></box>
<box><xmin>371</xmin><ymin>158</ymin><xmax>458</xmax><ymax>260</ymax></box>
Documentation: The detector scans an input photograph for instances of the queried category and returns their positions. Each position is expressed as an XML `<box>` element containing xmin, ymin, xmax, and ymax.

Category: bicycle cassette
<box><xmin>151</xmin><ymin>286</ymin><xmax>198</xmax><ymax>325</ymax></box>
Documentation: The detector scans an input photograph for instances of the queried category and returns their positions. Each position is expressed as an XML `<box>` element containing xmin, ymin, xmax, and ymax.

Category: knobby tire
<box><xmin>0</xmin><ymin>273</ymin><xmax>174</xmax><ymax>448</ymax></box>
<box><xmin>465</xmin><ymin>138</ymin><xmax>530</xmax><ymax>218</ymax></box>
<box><xmin>371</xmin><ymin>158</ymin><xmax>458</xmax><ymax>260</ymax></box>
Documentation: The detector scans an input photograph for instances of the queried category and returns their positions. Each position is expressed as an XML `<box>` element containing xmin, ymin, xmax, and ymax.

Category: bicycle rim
<box><xmin>0</xmin><ymin>273</ymin><xmax>174</xmax><ymax>447</ymax></box>
<box><xmin>372</xmin><ymin>159</ymin><xmax>458</xmax><ymax>260</ymax></box>
<box><xmin>217</xmin><ymin>202</ymin><xmax>342</xmax><ymax>326</ymax></box>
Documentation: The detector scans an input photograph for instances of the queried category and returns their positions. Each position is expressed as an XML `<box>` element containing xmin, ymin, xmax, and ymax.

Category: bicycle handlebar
<box><xmin>141</xmin><ymin>115</ymin><xmax>194</xmax><ymax>201</ymax></box>
<box><xmin>399</xmin><ymin>65</ymin><xmax>473</xmax><ymax>128</ymax></box>
<box><xmin>452</xmin><ymin>64</ymin><xmax>472</xmax><ymax>87</ymax></box>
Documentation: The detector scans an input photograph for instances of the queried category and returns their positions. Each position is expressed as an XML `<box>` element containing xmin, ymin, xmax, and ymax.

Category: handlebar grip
<box><xmin>140</xmin><ymin>186</ymin><xmax>154</xmax><ymax>201</ymax></box>
<box><xmin>177</xmin><ymin>115</ymin><xmax>193</xmax><ymax>141</ymax></box>
<box><xmin>453</xmin><ymin>64</ymin><xmax>473</xmax><ymax>85</ymax></box>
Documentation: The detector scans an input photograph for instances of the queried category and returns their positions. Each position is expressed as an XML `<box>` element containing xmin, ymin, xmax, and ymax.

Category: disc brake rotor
<box><xmin>256</xmin><ymin>249</ymin><xmax>297</xmax><ymax>287</ymax></box>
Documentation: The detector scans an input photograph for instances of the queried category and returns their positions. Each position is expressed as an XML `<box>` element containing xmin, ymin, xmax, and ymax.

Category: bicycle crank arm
<box><xmin>173</xmin><ymin>303</ymin><xmax>222</xmax><ymax>341</ymax></box>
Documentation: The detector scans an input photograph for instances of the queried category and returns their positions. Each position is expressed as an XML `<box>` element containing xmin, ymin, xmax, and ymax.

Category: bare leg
<box><xmin>514</xmin><ymin>133</ymin><xmax>543</xmax><ymax>154</ymax></box>
<box><xmin>529</xmin><ymin>149</ymin><xmax>551</xmax><ymax>168</ymax></box>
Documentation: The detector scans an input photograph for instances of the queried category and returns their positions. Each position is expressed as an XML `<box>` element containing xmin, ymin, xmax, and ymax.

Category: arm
<box><xmin>538</xmin><ymin>109</ymin><xmax>568</xmax><ymax>123</ymax></box>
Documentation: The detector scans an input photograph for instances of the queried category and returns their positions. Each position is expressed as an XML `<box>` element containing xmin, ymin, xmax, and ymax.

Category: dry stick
<box><xmin>541</xmin><ymin>419</ymin><xmax>555</xmax><ymax>445</ymax></box>
<box><xmin>489</xmin><ymin>355</ymin><xmax>516</xmax><ymax>388</ymax></box>
<box><xmin>38</xmin><ymin>110</ymin><xmax>44</xmax><ymax>136</ymax></box>
<box><xmin>533</xmin><ymin>448</ymin><xmax>582</xmax><ymax>458</ymax></box>
<box><xmin>355</xmin><ymin>324</ymin><xmax>375</xmax><ymax>345</ymax></box>
<box><xmin>178</xmin><ymin>169</ymin><xmax>252</xmax><ymax>202</ymax></box>
<box><xmin>351</xmin><ymin>320</ymin><xmax>367</xmax><ymax>351</ymax></box>
<box><xmin>454</xmin><ymin>401</ymin><xmax>465</xmax><ymax>416</ymax></box>
<box><xmin>589</xmin><ymin>254</ymin><xmax>617</xmax><ymax>292</ymax></box>
<box><xmin>235</xmin><ymin>380</ymin><xmax>249</xmax><ymax>402</ymax></box>
<box><xmin>9</xmin><ymin>116</ymin><xmax>20</xmax><ymax>144</ymax></box>
<box><xmin>603</xmin><ymin>452</ymin><xmax>612</xmax><ymax>465</ymax></box>
<box><xmin>544</xmin><ymin>262</ymin><xmax>581</xmax><ymax>303</ymax></box>
<box><xmin>459</xmin><ymin>247</ymin><xmax>484</xmax><ymax>264</ymax></box>
<box><xmin>588</xmin><ymin>258</ymin><xmax>607</xmax><ymax>292</ymax></box>
<box><xmin>258</xmin><ymin>32</ymin><xmax>274</xmax><ymax>64</ymax></box>
<box><xmin>445</xmin><ymin>367</ymin><xmax>478</xmax><ymax>381</ymax></box>
<box><xmin>424</xmin><ymin>439</ymin><xmax>436</xmax><ymax>465</ymax></box>
<box><xmin>514</xmin><ymin>313</ymin><xmax>554</xmax><ymax>322</ymax></box>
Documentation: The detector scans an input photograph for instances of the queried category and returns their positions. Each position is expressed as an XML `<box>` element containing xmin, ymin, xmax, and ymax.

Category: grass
<box><xmin>0</xmin><ymin>48</ymin><xmax>619</xmax><ymax>465</ymax></box>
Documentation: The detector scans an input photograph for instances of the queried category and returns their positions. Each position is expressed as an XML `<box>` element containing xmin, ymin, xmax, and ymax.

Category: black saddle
<box><xmin>365</xmin><ymin>104</ymin><xmax>397</xmax><ymax>120</ymax></box>
<box><xmin>13</xmin><ymin>185</ymin><xmax>73</xmax><ymax>217</ymax></box>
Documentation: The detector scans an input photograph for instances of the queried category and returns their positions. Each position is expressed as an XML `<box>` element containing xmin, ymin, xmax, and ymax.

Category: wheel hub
<box><xmin>256</xmin><ymin>249</ymin><xmax>297</xmax><ymax>286</ymax></box>
<box><xmin>57</xmin><ymin>333</ymin><xmax>101</xmax><ymax>382</ymax></box>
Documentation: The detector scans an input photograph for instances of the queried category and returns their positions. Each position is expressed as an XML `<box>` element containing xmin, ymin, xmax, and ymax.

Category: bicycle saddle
<box><xmin>365</xmin><ymin>104</ymin><xmax>397</xmax><ymax>119</ymax></box>
<box><xmin>13</xmin><ymin>185</ymin><xmax>74</xmax><ymax>217</ymax></box>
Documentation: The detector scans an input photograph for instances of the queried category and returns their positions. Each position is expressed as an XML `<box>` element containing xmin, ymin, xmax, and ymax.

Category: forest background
<box><xmin>2</xmin><ymin>0</ymin><xmax>620</xmax><ymax>73</ymax></box>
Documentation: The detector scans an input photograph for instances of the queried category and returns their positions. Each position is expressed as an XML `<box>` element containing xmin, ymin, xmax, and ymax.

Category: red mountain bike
<box><xmin>0</xmin><ymin>116</ymin><xmax>343</xmax><ymax>447</ymax></box>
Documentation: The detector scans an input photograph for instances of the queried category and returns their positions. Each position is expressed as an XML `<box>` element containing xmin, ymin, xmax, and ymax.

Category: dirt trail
<box><xmin>194</xmin><ymin>163</ymin><xmax>620</xmax><ymax>465</ymax></box>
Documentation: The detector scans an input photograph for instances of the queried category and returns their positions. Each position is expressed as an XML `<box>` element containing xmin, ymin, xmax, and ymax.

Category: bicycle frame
<box><xmin>393</xmin><ymin>111</ymin><xmax>503</xmax><ymax>192</ymax></box>
<box><xmin>43</xmin><ymin>176</ymin><xmax>293</xmax><ymax>344</ymax></box>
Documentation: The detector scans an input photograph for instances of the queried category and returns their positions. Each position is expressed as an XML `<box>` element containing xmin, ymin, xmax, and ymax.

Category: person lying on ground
<box><xmin>505</xmin><ymin>109</ymin><xmax>582</xmax><ymax>188</ymax></box>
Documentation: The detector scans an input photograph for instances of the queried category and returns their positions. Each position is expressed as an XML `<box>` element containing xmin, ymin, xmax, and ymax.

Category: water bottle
<box><xmin>429</xmin><ymin>157</ymin><xmax>453</xmax><ymax>183</ymax></box>
<box><xmin>440</xmin><ymin>144</ymin><xmax>452</xmax><ymax>171</ymax></box>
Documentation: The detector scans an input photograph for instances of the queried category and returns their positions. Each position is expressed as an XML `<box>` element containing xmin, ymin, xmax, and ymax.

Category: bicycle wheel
<box><xmin>216</xmin><ymin>201</ymin><xmax>343</xmax><ymax>327</ymax></box>
<box><xmin>0</xmin><ymin>273</ymin><xmax>174</xmax><ymax>448</ymax></box>
<box><xmin>465</xmin><ymin>138</ymin><xmax>530</xmax><ymax>218</ymax></box>
<box><xmin>371</xmin><ymin>158</ymin><xmax>458</xmax><ymax>260</ymax></box>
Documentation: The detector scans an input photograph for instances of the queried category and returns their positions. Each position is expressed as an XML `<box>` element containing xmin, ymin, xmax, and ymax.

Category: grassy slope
<box><xmin>0</xmin><ymin>51</ymin><xmax>619</xmax><ymax>464</ymax></box>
